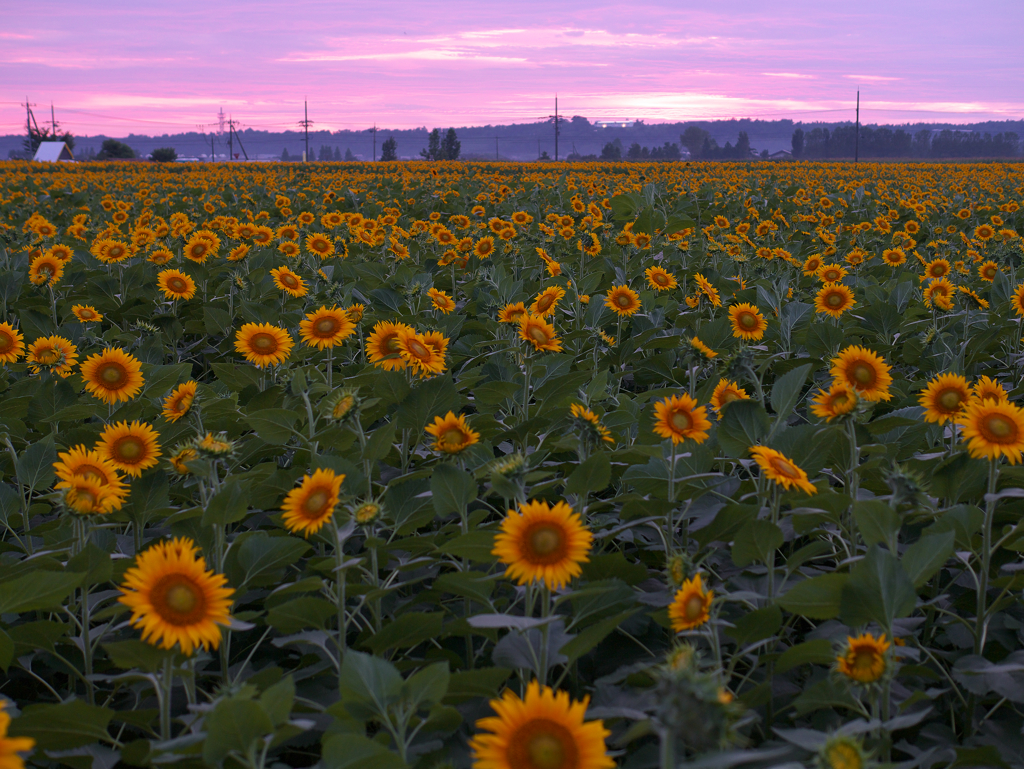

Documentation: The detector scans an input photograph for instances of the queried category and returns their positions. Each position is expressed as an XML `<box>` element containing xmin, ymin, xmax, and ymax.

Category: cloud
<box><xmin>843</xmin><ymin>74</ymin><xmax>901</xmax><ymax>81</ymax></box>
<box><xmin>762</xmin><ymin>72</ymin><xmax>816</xmax><ymax>79</ymax></box>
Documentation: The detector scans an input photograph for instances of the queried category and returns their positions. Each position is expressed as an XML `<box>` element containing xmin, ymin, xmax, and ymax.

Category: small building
<box><xmin>33</xmin><ymin>141</ymin><xmax>75</xmax><ymax>162</ymax></box>
<box><xmin>770</xmin><ymin>150</ymin><xmax>793</xmax><ymax>160</ymax></box>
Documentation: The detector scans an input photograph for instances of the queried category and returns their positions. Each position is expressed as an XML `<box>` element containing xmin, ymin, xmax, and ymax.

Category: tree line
<box><xmin>792</xmin><ymin>126</ymin><xmax>1021</xmax><ymax>159</ymax></box>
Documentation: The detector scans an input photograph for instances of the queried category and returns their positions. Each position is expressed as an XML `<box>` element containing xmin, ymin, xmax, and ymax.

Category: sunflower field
<box><xmin>1</xmin><ymin>159</ymin><xmax>1024</xmax><ymax>769</ymax></box>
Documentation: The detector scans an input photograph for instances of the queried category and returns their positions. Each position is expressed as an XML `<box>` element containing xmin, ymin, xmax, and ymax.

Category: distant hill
<box><xmin>3</xmin><ymin>117</ymin><xmax>1022</xmax><ymax>162</ymax></box>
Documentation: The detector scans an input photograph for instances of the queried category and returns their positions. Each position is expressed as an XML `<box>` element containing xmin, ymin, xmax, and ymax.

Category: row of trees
<box><xmin>792</xmin><ymin>127</ymin><xmax>1021</xmax><ymax>159</ymax></box>
<box><xmin>599</xmin><ymin>140</ymin><xmax>683</xmax><ymax>160</ymax></box>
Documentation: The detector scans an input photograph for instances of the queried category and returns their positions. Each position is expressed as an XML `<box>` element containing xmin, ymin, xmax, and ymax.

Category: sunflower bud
<box><xmin>352</xmin><ymin>501</ymin><xmax>382</xmax><ymax>526</ymax></box>
<box><xmin>817</xmin><ymin>734</ymin><xmax>869</xmax><ymax>769</ymax></box>
<box><xmin>884</xmin><ymin>463</ymin><xmax>930</xmax><ymax>509</ymax></box>
<box><xmin>325</xmin><ymin>387</ymin><xmax>361</xmax><ymax>423</ymax></box>
<box><xmin>194</xmin><ymin>432</ymin><xmax>235</xmax><ymax>458</ymax></box>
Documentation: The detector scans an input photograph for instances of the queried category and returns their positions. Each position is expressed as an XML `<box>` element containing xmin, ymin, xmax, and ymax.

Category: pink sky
<box><xmin>3</xmin><ymin>0</ymin><xmax>1023</xmax><ymax>136</ymax></box>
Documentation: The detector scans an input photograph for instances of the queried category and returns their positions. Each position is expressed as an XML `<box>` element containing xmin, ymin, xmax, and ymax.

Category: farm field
<box><xmin>2</xmin><ymin>159</ymin><xmax>1024</xmax><ymax>769</ymax></box>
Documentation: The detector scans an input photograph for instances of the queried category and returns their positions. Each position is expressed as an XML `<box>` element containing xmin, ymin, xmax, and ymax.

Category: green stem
<box><xmin>975</xmin><ymin>459</ymin><xmax>1000</xmax><ymax>655</ymax></box>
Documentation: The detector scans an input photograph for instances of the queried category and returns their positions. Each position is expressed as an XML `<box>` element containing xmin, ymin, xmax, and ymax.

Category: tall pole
<box><xmin>373</xmin><ymin>124</ymin><xmax>377</xmax><ymax>162</ymax></box>
<box><xmin>304</xmin><ymin>100</ymin><xmax>309</xmax><ymax>162</ymax></box>
<box><xmin>854</xmin><ymin>90</ymin><xmax>860</xmax><ymax>164</ymax></box>
<box><xmin>51</xmin><ymin>102</ymin><xmax>56</xmax><ymax>137</ymax></box>
<box><xmin>228</xmin><ymin>117</ymin><xmax>233</xmax><ymax>162</ymax></box>
<box><xmin>211</xmin><ymin>133</ymin><xmax>215</xmax><ymax>162</ymax></box>
<box><xmin>555</xmin><ymin>96</ymin><xmax>559</xmax><ymax>162</ymax></box>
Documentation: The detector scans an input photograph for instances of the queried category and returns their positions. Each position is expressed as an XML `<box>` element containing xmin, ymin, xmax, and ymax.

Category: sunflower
<box><xmin>227</xmin><ymin>244</ymin><xmax>250</xmax><ymax>262</ymax></box>
<box><xmin>923</xmin><ymin>258</ymin><xmax>951</xmax><ymax>281</ymax></box>
<box><xmin>148</xmin><ymin>248</ymin><xmax>174</xmax><ymax>265</ymax></box>
<box><xmin>956</xmin><ymin>399</ymin><xmax>1024</xmax><ymax>464</ymax></box>
<box><xmin>305</xmin><ymin>232</ymin><xmax>335</xmax><ymax>258</ymax></box>
<box><xmin>710</xmin><ymin>379</ymin><xmax>749</xmax><ymax>413</ymax></box>
<box><xmin>819</xmin><ymin>735</ymin><xmax>868</xmax><ymax>769</ymax></box>
<box><xmin>234</xmin><ymin>323</ymin><xmax>293</xmax><ymax>368</ymax></box>
<box><xmin>0</xmin><ymin>322</ymin><xmax>24</xmax><ymax>365</ymax></box>
<box><xmin>972</xmin><ymin>376</ymin><xmax>1008</xmax><ymax>405</ymax></box>
<box><xmin>830</xmin><ymin>345</ymin><xmax>893</xmax><ymax>402</ymax></box>
<box><xmin>749</xmin><ymin>446</ymin><xmax>816</xmax><ymax>495</ymax></box>
<box><xmin>978</xmin><ymin>260</ymin><xmax>999</xmax><ymax>282</ymax></box>
<box><xmin>569</xmin><ymin>403</ymin><xmax>614</xmax><ymax>445</ymax></box>
<box><xmin>814</xmin><ymin>283</ymin><xmax>855</xmax><ymax>319</ymax></box>
<box><xmin>475</xmin><ymin>237</ymin><xmax>496</xmax><ymax>258</ymax></box>
<box><xmin>604</xmin><ymin>285</ymin><xmax>641</xmax><ymax>317</ymax></box>
<box><xmin>426</xmin><ymin>412</ymin><xmax>480</xmax><ymax>454</ymax></box>
<box><xmin>26</xmin><ymin>335</ymin><xmax>78</xmax><ymax>378</ymax></box>
<box><xmin>974</xmin><ymin>224</ymin><xmax>995</xmax><ymax>241</ymax></box>
<box><xmin>643</xmin><ymin>266</ymin><xmax>676</xmax><ymax>291</ymax></box>
<box><xmin>493</xmin><ymin>499</ymin><xmax>592</xmax><ymax>590</ymax></box>
<box><xmin>59</xmin><ymin>474</ymin><xmax>118</xmax><ymax>515</ymax></box>
<box><xmin>728</xmin><ymin>303</ymin><xmax>767</xmax><ymax>341</ymax></box>
<box><xmin>881</xmin><ymin>248</ymin><xmax>906</xmax><ymax>266</ymax></box>
<box><xmin>366</xmin><ymin>321</ymin><xmax>414</xmax><ymax>371</ymax></box>
<box><xmin>72</xmin><ymin>304</ymin><xmax>103</xmax><ymax>323</ymax></box>
<box><xmin>669</xmin><ymin>573</ymin><xmax>713</xmax><ymax>631</ymax></box>
<box><xmin>157</xmin><ymin>269</ymin><xmax>197</xmax><ymax>300</ymax></box>
<box><xmin>837</xmin><ymin>632</ymin><xmax>890</xmax><ymax>684</ymax></box>
<box><xmin>47</xmin><ymin>243</ymin><xmax>73</xmax><ymax>262</ymax></box>
<box><xmin>0</xmin><ymin>701</ymin><xmax>36</xmax><ymax>769</ymax></box>
<box><xmin>162</xmin><ymin>381</ymin><xmax>197</xmax><ymax>422</ymax></box>
<box><xmin>28</xmin><ymin>253</ymin><xmax>64</xmax><ymax>285</ymax></box>
<box><xmin>802</xmin><ymin>254</ymin><xmax>823</xmax><ymax>275</ymax></box>
<box><xmin>919</xmin><ymin>372</ymin><xmax>971</xmax><ymax>424</ymax></box>
<box><xmin>810</xmin><ymin>383</ymin><xmax>858</xmax><ymax>422</ymax></box>
<box><xmin>428</xmin><ymin>288</ymin><xmax>456</xmax><ymax>313</ymax></box>
<box><xmin>690</xmin><ymin>336</ymin><xmax>717</xmax><ymax>360</ymax></box>
<box><xmin>923</xmin><ymin>278</ymin><xmax>955</xmax><ymax>311</ymax></box>
<box><xmin>817</xmin><ymin>264</ymin><xmax>847</xmax><ymax>283</ymax></box>
<box><xmin>270</xmin><ymin>266</ymin><xmax>308</xmax><ymax>298</ymax></box>
<box><xmin>299</xmin><ymin>306</ymin><xmax>356</xmax><ymax>349</ymax></box>
<box><xmin>97</xmin><ymin>420</ymin><xmax>162</xmax><ymax>477</ymax></box>
<box><xmin>281</xmin><ymin>468</ymin><xmax>345</xmax><ymax>536</ymax></box>
<box><xmin>118</xmin><ymin>537</ymin><xmax>234</xmax><ymax>655</ymax></box>
<box><xmin>519</xmin><ymin>314</ymin><xmax>562</xmax><ymax>353</ymax></box>
<box><xmin>168</xmin><ymin>445</ymin><xmax>199</xmax><ymax>475</ymax></box>
<box><xmin>398</xmin><ymin>330</ymin><xmax>446</xmax><ymax>376</ymax></box>
<box><xmin>183</xmin><ymin>235</ymin><xmax>215</xmax><ymax>263</ymax></box>
<box><xmin>81</xmin><ymin>347</ymin><xmax>145</xmax><ymax>404</ymax></box>
<box><xmin>499</xmin><ymin>302</ymin><xmax>528</xmax><ymax>324</ymax></box>
<box><xmin>469</xmin><ymin>680</ymin><xmax>614</xmax><ymax>769</ymax></box>
<box><xmin>196</xmin><ymin>432</ymin><xmax>235</xmax><ymax>457</ymax></box>
<box><xmin>653</xmin><ymin>393</ymin><xmax>711</xmax><ymax>445</ymax></box>
<box><xmin>53</xmin><ymin>445</ymin><xmax>127</xmax><ymax>505</ymax></box>
<box><xmin>277</xmin><ymin>240</ymin><xmax>300</xmax><ymax>258</ymax></box>
<box><xmin>531</xmin><ymin>286</ymin><xmax>566</xmax><ymax>317</ymax></box>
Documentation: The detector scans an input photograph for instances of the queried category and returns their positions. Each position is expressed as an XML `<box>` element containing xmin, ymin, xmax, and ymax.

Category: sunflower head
<box><xmin>352</xmin><ymin>501</ymin><xmax>382</xmax><ymax>526</ymax></box>
<box><xmin>919</xmin><ymin>372</ymin><xmax>970</xmax><ymax>424</ymax></box>
<box><xmin>810</xmin><ymin>383</ymin><xmax>858</xmax><ymax>423</ymax></box>
<box><xmin>59</xmin><ymin>474</ymin><xmax>118</xmax><ymax>515</ymax></box>
<box><xmin>519</xmin><ymin>314</ymin><xmax>562</xmax><ymax>353</ymax></box>
<box><xmin>81</xmin><ymin>347</ymin><xmax>145</xmax><ymax>405</ymax></box>
<box><xmin>749</xmin><ymin>445</ymin><xmax>816</xmax><ymax>495</ymax></box>
<box><xmin>234</xmin><ymin>323</ymin><xmax>294</xmax><ymax>368</ymax></box>
<box><xmin>325</xmin><ymin>387</ymin><xmax>362</xmax><ymax>423</ymax></box>
<box><xmin>425</xmin><ymin>412</ymin><xmax>480</xmax><ymax>454</ymax></box>
<box><xmin>814</xmin><ymin>283</ymin><xmax>855</xmax><ymax>318</ymax></box>
<box><xmin>493</xmin><ymin>499</ymin><xmax>593</xmax><ymax>591</ymax></box>
<box><xmin>956</xmin><ymin>399</ymin><xmax>1024</xmax><ymax>464</ymax></box>
<box><xmin>817</xmin><ymin>735</ymin><xmax>869</xmax><ymax>769</ymax></box>
<box><xmin>604</xmin><ymin>285</ymin><xmax>642</xmax><ymax>317</ymax></box>
<box><xmin>653</xmin><ymin>393</ymin><xmax>711</xmax><ymax>445</ymax></box>
<box><xmin>195</xmin><ymin>432</ymin><xmax>235</xmax><ymax>457</ymax></box>
<box><xmin>299</xmin><ymin>306</ymin><xmax>356</xmax><ymax>349</ymax></box>
<box><xmin>669</xmin><ymin>573</ymin><xmax>713</xmax><ymax>631</ymax></box>
<box><xmin>829</xmin><ymin>345</ymin><xmax>892</xmax><ymax>402</ymax></box>
<box><xmin>728</xmin><ymin>303</ymin><xmax>767</xmax><ymax>341</ymax></box>
<box><xmin>281</xmin><ymin>468</ymin><xmax>345</xmax><ymax>536</ymax></box>
<box><xmin>836</xmin><ymin>632</ymin><xmax>891</xmax><ymax>685</ymax></box>
<box><xmin>710</xmin><ymin>379</ymin><xmax>749</xmax><ymax>414</ymax></box>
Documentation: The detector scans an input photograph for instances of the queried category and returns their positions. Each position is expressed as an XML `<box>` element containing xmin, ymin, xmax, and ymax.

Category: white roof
<box><xmin>33</xmin><ymin>142</ymin><xmax>74</xmax><ymax>162</ymax></box>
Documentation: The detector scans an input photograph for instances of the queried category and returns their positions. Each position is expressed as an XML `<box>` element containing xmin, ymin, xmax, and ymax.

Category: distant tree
<box><xmin>913</xmin><ymin>130</ymin><xmax>931</xmax><ymax>158</ymax></box>
<box><xmin>626</xmin><ymin>142</ymin><xmax>643</xmax><ymax>160</ymax></box>
<box><xmin>380</xmin><ymin>137</ymin><xmax>398</xmax><ymax>161</ymax></box>
<box><xmin>151</xmin><ymin>147</ymin><xmax>177</xmax><ymax>163</ymax></box>
<box><xmin>600</xmin><ymin>142</ymin><xmax>621</xmax><ymax>160</ymax></box>
<box><xmin>23</xmin><ymin>124</ymin><xmax>75</xmax><ymax>156</ymax></box>
<box><xmin>539</xmin><ymin>151</ymin><xmax>550</xmax><ymax>160</ymax></box>
<box><xmin>734</xmin><ymin>131</ymin><xmax>751</xmax><ymax>159</ymax></box>
<box><xmin>760</xmin><ymin>149</ymin><xmax>770</xmax><ymax>159</ymax></box>
<box><xmin>441</xmin><ymin>128</ymin><xmax>461</xmax><ymax>160</ymax></box>
<box><xmin>96</xmin><ymin>139</ymin><xmax>135</xmax><ymax>160</ymax></box>
<box><xmin>791</xmin><ymin>128</ymin><xmax>804</xmax><ymax>158</ymax></box>
<box><xmin>421</xmin><ymin>128</ymin><xmax>442</xmax><ymax>160</ymax></box>
<box><xmin>281</xmin><ymin>148</ymin><xmax>291</xmax><ymax>161</ymax></box>
<box><xmin>333</xmin><ymin>147</ymin><xmax>342</xmax><ymax>161</ymax></box>
<box><xmin>571</xmin><ymin>116</ymin><xmax>591</xmax><ymax>127</ymax></box>
<box><xmin>681</xmin><ymin>126</ymin><xmax>709</xmax><ymax>159</ymax></box>
<box><xmin>344</xmin><ymin>148</ymin><xmax>355</xmax><ymax>161</ymax></box>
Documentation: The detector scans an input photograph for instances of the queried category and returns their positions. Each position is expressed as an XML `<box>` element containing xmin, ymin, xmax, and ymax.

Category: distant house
<box><xmin>33</xmin><ymin>141</ymin><xmax>75</xmax><ymax>162</ymax></box>
<box><xmin>770</xmin><ymin>150</ymin><xmax>793</xmax><ymax>160</ymax></box>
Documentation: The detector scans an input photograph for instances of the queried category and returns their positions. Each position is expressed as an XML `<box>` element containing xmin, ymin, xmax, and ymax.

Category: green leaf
<box><xmin>693</xmin><ymin>503</ymin><xmax>759</xmax><ymax>548</ymax></box>
<box><xmin>322</xmin><ymin>733</ymin><xmax>408</xmax><ymax>769</ymax></box>
<box><xmin>725</xmin><ymin>605</ymin><xmax>782</xmax><ymax>647</ymax></box>
<box><xmin>338</xmin><ymin>650</ymin><xmax>403</xmax><ymax>711</ymax></box>
<box><xmin>731</xmin><ymin>519</ymin><xmax>784</xmax><ymax>567</ymax></box>
<box><xmin>66</xmin><ymin>543</ymin><xmax>113</xmax><ymax>586</ymax></box>
<box><xmin>792</xmin><ymin>677</ymin><xmax>861</xmax><ymax>716</ymax></box>
<box><xmin>363</xmin><ymin>420</ymin><xmax>397</xmax><ymax>462</ymax></box>
<box><xmin>431</xmin><ymin>463</ymin><xmax>477</xmax><ymax>517</ymax></box>
<box><xmin>853</xmin><ymin>500</ymin><xmax>901</xmax><ymax>549</ymax></box>
<box><xmin>245</xmin><ymin>408</ymin><xmax>299</xmax><ymax>445</ymax></box>
<box><xmin>444</xmin><ymin>668</ymin><xmax>512</xmax><ymax>703</ymax></box>
<box><xmin>438</xmin><ymin>531</ymin><xmax>496</xmax><ymax>563</ymax></box>
<box><xmin>259</xmin><ymin>676</ymin><xmax>295</xmax><ymax>727</ymax></box>
<box><xmin>142</xmin><ymin>363</ymin><xmax>192</xmax><ymax>399</ymax></box>
<box><xmin>560</xmin><ymin>609</ymin><xmax>637</xmax><ymax>665</ymax></box>
<box><xmin>473</xmin><ymin>380</ymin><xmax>520</xmax><ymax>406</ymax></box>
<box><xmin>580</xmin><ymin>552</ymin><xmax>648</xmax><ymax>586</ymax></box>
<box><xmin>775</xmin><ymin>639</ymin><xmax>835</xmax><ymax>674</ymax></box>
<box><xmin>8</xmin><ymin>699</ymin><xmax>113</xmax><ymax>750</ymax></box>
<box><xmin>16</xmin><ymin>436</ymin><xmax>56</xmax><ymax>491</ymax></box>
<box><xmin>202</xmin><ymin>477</ymin><xmax>250</xmax><ymax>526</ymax></box>
<box><xmin>235</xmin><ymin>533</ymin><xmax>310</xmax><ymax>588</ymax></box>
<box><xmin>266</xmin><ymin>597</ymin><xmax>336</xmax><ymax>634</ymax></box>
<box><xmin>402</xmin><ymin>662</ymin><xmax>450</xmax><ymax>711</ymax></box>
<box><xmin>716</xmin><ymin>400</ymin><xmax>770</xmax><ymax>457</ymax></box>
<box><xmin>840</xmin><ymin>544</ymin><xmax>916</xmax><ymax>630</ymax></box>
<box><xmin>365</xmin><ymin>612</ymin><xmax>444</xmax><ymax>654</ymax></box>
<box><xmin>202</xmin><ymin>698</ymin><xmax>273</xmax><ymax>766</ymax></box>
<box><xmin>769</xmin><ymin>363</ymin><xmax>812</xmax><ymax>421</ymax></box>
<box><xmin>0</xmin><ymin>570</ymin><xmax>83</xmax><ymax>614</ymax></box>
<box><xmin>777</xmin><ymin>573</ymin><xmax>848</xmax><ymax>619</ymax></box>
<box><xmin>102</xmin><ymin>640</ymin><xmax>174</xmax><ymax>673</ymax></box>
<box><xmin>0</xmin><ymin>628</ymin><xmax>13</xmax><ymax>672</ymax></box>
<box><xmin>395</xmin><ymin>375</ymin><xmax>460</xmax><ymax>431</ymax></box>
<box><xmin>435</xmin><ymin>572</ymin><xmax>495</xmax><ymax>605</ymax></box>
<box><xmin>121</xmin><ymin>471</ymin><xmax>173</xmax><ymax>529</ymax></box>
<box><xmin>565</xmin><ymin>452</ymin><xmax>611</xmax><ymax>496</ymax></box>
<box><xmin>902</xmin><ymin>531</ymin><xmax>955</xmax><ymax>589</ymax></box>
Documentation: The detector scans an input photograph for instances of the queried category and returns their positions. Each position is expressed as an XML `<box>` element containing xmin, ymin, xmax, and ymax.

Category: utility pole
<box><xmin>547</xmin><ymin>96</ymin><xmax>562</xmax><ymax>161</ymax></box>
<box><xmin>854</xmin><ymin>90</ymin><xmax>860</xmax><ymax>163</ymax></box>
<box><xmin>299</xmin><ymin>100</ymin><xmax>313</xmax><ymax>162</ymax></box>
<box><xmin>51</xmin><ymin>102</ymin><xmax>56</xmax><ymax>137</ymax></box>
<box><xmin>22</xmin><ymin>97</ymin><xmax>38</xmax><ymax>156</ymax></box>
<box><xmin>228</xmin><ymin>118</ymin><xmax>233</xmax><ymax>161</ymax></box>
<box><xmin>495</xmin><ymin>137</ymin><xmax>499</xmax><ymax>161</ymax></box>
<box><xmin>373</xmin><ymin>124</ymin><xmax>377</xmax><ymax>162</ymax></box>
<box><xmin>227</xmin><ymin>118</ymin><xmax>248</xmax><ymax>160</ymax></box>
